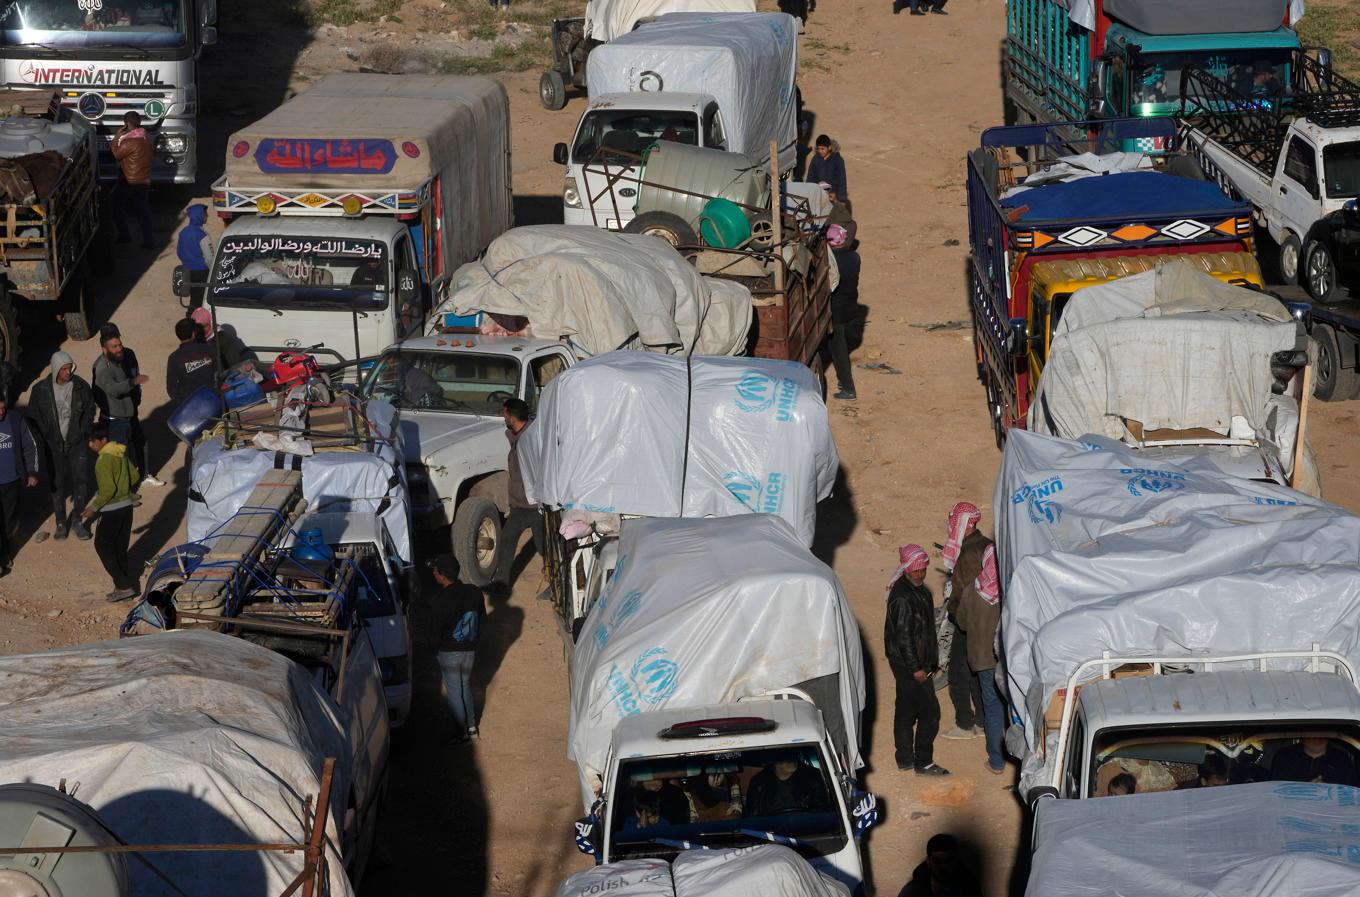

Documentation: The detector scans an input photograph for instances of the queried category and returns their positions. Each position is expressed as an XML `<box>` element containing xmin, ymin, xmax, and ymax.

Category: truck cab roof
<box><xmin>1108</xmin><ymin>23</ymin><xmax>1302</xmax><ymax>52</ymax></box>
<box><xmin>586</xmin><ymin>91</ymin><xmax>710</xmax><ymax>114</ymax></box>
<box><xmin>391</xmin><ymin>334</ymin><xmax>567</xmax><ymax>356</ymax></box>
<box><xmin>220</xmin><ymin>214</ymin><xmax>408</xmax><ymax>243</ymax></box>
<box><xmin>611</xmin><ymin>697</ymin><xmax>829</xmax><ymax>757</ymax></box>
<box><xmin>1286</xmin><ymin>116</ymin><xmax>1360</xmax><ymax>150</ymax></box>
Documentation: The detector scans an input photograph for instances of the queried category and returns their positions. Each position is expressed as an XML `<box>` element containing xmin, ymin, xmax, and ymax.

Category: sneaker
<box><xmin>74</xmin><ymin>525</ymin><xmax>92</xmax><ymax>542</ymax></box>
<box><xmin>142</xmin><ymin>475</ymin><xmax>166</xmax><ymax>487</ymax></box>
<box><xmin>54</xmin><ymin>523</ymin><xmax>68</xmax><ymax>541</ymax></box>
<box><xmin>468</xmin><ymin>725</ymin><xmax>480</xmax><ymax>738</ymax></box>
<box><xmin>930</xmin><ymin>6</ymin><xmax>948</xmax><ymax>12</ymax></box>
<box><xmin>984</xmin><ymin>761</ymin><xmax>1005</xmax><ymax>776</ymax></box>
<box><xmin>891</xmin><ymin>0</ymin><xmax>903</xmax><ymax>12</ymax></box>
<box><xmin>443</xmin><ymin>730</ymin><xmax>471</xmax><ymax>745</ymax></box>
<box><xmin>909</xmin><ymin>8</ymin><xmax>925</xmax><ymax>13</ymax></box>
<box><xmin>833</xmin><ymin>389</ymin><xmax>857</xmax><ymax>401</ymax></box>
<box><xmin>897</xmin><ymin>762</ymin><xmax>913</xmax><ymax>771</ymax></box>
<box><xmin>941</xmin><ymin>727</ymin><xmax>975</xmax><ymax>740</ymax></box>
<box><xmin>916</xmin><ymin>763</ymin><xmax>951</xmax><ymax>776</ymax></box>
<box><xmin>105</xmin><ymin>588</ymin><xmax>138</xmax><ymax>602</ymax></box>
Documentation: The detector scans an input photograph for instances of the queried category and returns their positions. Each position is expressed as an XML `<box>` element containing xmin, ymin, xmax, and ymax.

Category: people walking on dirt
<box><xmin>190</xmin><ymin>307</ymin><xmax>257</xmax><ymax>372</ymax></box>
<box><xmin>175</xmin><ymin>204</ymin><xmax>213</xmax><ymax>307</ymax></box>
<box><xmin>166</xmin><ymin>318</ymin><xmax>217</xmax><ymax>408</ymax></box>
<box><xmin>110</xmin><ymin>111</ymin><xmax>154</xmax><ymax>250</ymax></box>
<box><xmin>82</xmin><ymin>422</ymin><xmax>140</xmax><ymax>602</ymax></box>
<box><xmin>28</xmin><ymin>351</ymin><xmax>95</xmax><ymax>542</ymax></box>
<box><xmin>885</xmin><ymin>544</ymin><xmax>949</xmax><ymax>776</ymax></box>
<box><xmin>897</xmin><ymin>834</ymin><xmax>982</xmax><ymax>897</ymax></box>
<box><xmin>893</xmin><ymin>0</ymin><xmax>947</xmax><ymax>15</ymax></box>
<box><xmin>432</xmin><ymin>552</ymin><xmax>485</xmax><ymax>744</ymax></box>
<box><xmin>492</xmin><ymin>398</ymin><xmax>544</xmax><ymax>596</ymax></box>
<box><xmin>806</xmin><ymin>135</ymin><xmax>848</xmax><ymax>209</ymax></box>
<box><xmin>945</xmin><ymin>504</ymin><xmax>1006</xmax><ymax>775</ymax></box>
<box><xmin>827</xmin><ymin>224</ymin><xmax>860</xmax><ymax>401</ymax></box>
<box><xmin>940</xmin><ymin>502</ymin><xmax>984</xmax><ymax>741</ymax></box>
<box><xmin>0</xmin><ymin>394</ymin><xmax>39</xmax><ymax>576</ymax></box>
<box><xmin>93</xmin><ymin>324</ymin><xmax>163</xmax><ymax>488</ymax></box>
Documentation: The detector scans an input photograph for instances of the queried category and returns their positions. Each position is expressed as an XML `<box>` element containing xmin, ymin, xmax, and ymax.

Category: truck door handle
<box><xmin>1279</xmin><ymin>185</ymin><xmax>1288</xmax><ymax>195</ymax></box>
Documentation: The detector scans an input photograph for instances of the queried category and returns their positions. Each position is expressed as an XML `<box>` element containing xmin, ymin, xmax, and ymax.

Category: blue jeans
<box><xmin>977</xmin><ymin>668</ymin><xmax>1005</xmax><ymax>771</ymax></box>
<box><xmin>437</xmin><ymin>649</ymin><xmax>477</xmax><ymax>734</ymax></box>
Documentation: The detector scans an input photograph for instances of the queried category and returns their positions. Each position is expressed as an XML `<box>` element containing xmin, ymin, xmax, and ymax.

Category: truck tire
<box><xmin>62</xmin><ymin>278</ymin><xmax>93</xmax><ymax>343</ymax></box>
<box><xmin>1302</xmin><ymin>239</ymin><xmax>1340</xmax><ymax>304</ymax></box>
<box><xmin>1278</xmin><ymin>233</ymin><xmax>1302</xmax><ymax>286</ymax></box>
<box><xmin>452</xmin><ymin>497</ymin><xmax>501</xmax><ymax>586</ymax></box>
<box><xmin>624</xmin><ymin>211</ymin><xmax>697</xmax><ymax>248</ymax></box>
<box><xmin>540</xmin><ymin>70</ymin><xmax>567</xmax><ymax>111</ymax></box>
<box><xmin>1312</xmin><ymin>324</ymin><xmax>1359</xmax><ymax>402</ymax></box>
<box><xmin>0</xmin><ymin>291</ymin><xmax>16</xmax><ymax>366</ymax></box>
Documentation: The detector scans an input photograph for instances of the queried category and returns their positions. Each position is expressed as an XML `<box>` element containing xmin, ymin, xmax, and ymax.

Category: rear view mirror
<box><xmin>171</xmin><ymin>264</ymin><xmax>191</xmax><ymax>305</ymax></box>
<box><xmin>553</xmin><ymin>142</ymin><xmax>569</xmax><ymax>166</ymax></box>
<box><xmin>201</xmin><ymin>25</ymin><xmax>218</xmax><ymax>46</ymax></box>
<box><xmin>1006</xmin><ymin>317</ymin><xmax>1029</xmax><ymax>359</ymax></box>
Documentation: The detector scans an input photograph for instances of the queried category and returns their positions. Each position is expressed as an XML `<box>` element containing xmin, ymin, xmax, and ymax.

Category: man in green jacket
<box><xmin>81</xmin><ymin>422</ymin><xmax>140</xmax><ymax>601</ymax></box>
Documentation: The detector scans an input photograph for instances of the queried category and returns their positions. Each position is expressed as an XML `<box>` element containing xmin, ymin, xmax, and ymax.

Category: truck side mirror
<box><xmin>1317</xmin><ymin>47</ymin><xmax>1333</xmax><ymax>75</ymax></box>
<box><xmin>397</xmin><ymin>268</ymin><xmax>419</xmax><ymax>307</ymax></box>
<box><xmin>1086</xmin><ymin>60</ymin><xmax>1108</xmax><ymax>119</ymax></box>
<box><xmin>201</xmin><ymin>25</ymin><xmax>218</xmax><ymax>46</ymax></box>
<box><xmin>1006</xmin><ymin>317</ymin><xmax>1029</xmax><ymax>359</ymax></box>
<box><xmin>553</xmin><ymin>142</ymin><xmax>569</xmax><ymax>166</ymax></box>
<box><xmin>171</xmin><ymin>264</ymin><xmax>191</xmax><ymax>299</ymax></box>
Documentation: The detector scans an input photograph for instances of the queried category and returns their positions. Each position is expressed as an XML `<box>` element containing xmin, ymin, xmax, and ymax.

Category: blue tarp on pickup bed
<box><xmin>1000</xmin><ymin>172</ymin><xmax>1242</xmax><ymax>223</ymax></box>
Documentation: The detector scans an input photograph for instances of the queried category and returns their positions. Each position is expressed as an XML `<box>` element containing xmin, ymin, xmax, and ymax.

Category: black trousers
<box><xmin>0</xmin><ymin>479</ymin><xmax>18</xmax><ymax>564</ymax></box>
<box><xmin>95</xmin><ymin>505</ymin><xmax>135</xmax><ymax>590</ymax></box>
<box><xmin>46</xmin><ymin>440</ymin><xmax>91</xmax><ymax>523</ymax></box>
<box><xmin>830</xmin><ymin>325</ymin><xmax>856</xmax><ymax>393</ymax></box>
<box><xmin>948</xmin><ymin>628</ymin><xmax>983</xmax><ymax>729</ymax></box>
<box><xmin>496</xmin><ymin>506</ymin><xmax>545</xmax><ymax>586</ymax></box>
<box><xmin>112</xmin><ymin>178</ymin><xmax>152</xmax><ymax>245</ymax></box>
<box><xmin>890</xmin><ymin>660</ymin><xmax>941</xmax><ymax>769</ymax></box>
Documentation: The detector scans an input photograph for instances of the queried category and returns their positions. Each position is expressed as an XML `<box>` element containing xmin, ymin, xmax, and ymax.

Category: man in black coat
<box><xmin>27</xmin><ymin>350</ymin><xmax>95</xmax><ymax>541</ymax></box>
<box><xmin>885</xmin><ymin>544</ymin><xmax>949</xmax><ymax>775</ymax></box>
<box><xmin>828</xmin><ymin>225</ymin><xmax>861</xmax><ymax>401</ymax></box>
<box><xmin>165</xmin><ymin>317</ymin><xmax>217</xmax><ymax>407</ymax></box>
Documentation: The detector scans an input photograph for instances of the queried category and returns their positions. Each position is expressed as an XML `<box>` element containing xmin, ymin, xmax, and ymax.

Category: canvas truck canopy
<box><xmin>1028</xmin><ymin>781</ymin><xmax>1360</xmax><ymax>897</ymax></box>
<box><xmin>584</xmin><ymin>0</ymin><xmax>756</xmax><ymax>42</ymax></box>
<box><xmin>221</xmin><ymin>73</ymin><xmax>512</xmax><ymax>270</ymax></box>
<box><xmin>1030</xmin><ymin>263</ymin><xmax>1301</xmax><ymax>439</ymax></box>
<box><xmin>586</xmin><ymin>12</ymin><xmax>799</xmax><ymax>169</ymax></box>
<box><xmin>0</xmin><ymin>631</ymin><xmax>355</xmax><ymax>897</ymax></box>
<box><xmin>994</xmin><ymin>430</ymin><xmax>1360</xmax><ymax>754</ymax></box>
<box><xmin>556</xmin><ymin>847</ymin><xmax>849</xmax><ymax>897</ymax></box>
<box><xmin>1055</xmin><ymin>0</ymin><xmax>1304</xmax><ymax>32</ymax></box>
<box><xmin>566</xmin><ymin>515</ymin><xmax>865</xmax><ymax>801</ymax></box>
<box><xmin>518</xmin><ymin>351</ymin><xmax>838</xmax><ymax>546</ymax></box>
<box><xmin>433</xmin><ymin>225</ymin><xmax>752</xmax><ymax>357</ymax></box>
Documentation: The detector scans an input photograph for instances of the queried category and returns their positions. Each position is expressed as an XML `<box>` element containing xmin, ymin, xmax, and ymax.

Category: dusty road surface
<box><xmin>1</xmin><ymin>1</ymin><xmax>1359</xmax><ymax>896</ymax></box>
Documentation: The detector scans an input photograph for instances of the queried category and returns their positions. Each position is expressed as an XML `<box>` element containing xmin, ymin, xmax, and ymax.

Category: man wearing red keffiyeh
<box><xmin>946</xmin><ymin>507</ymin><xmax>1006</xmax><ymax>775</ymax></box>
<box><xmin>885</xmin><ymin>544</ymin><xmax>949</xmax><ymax>776</ymax></box>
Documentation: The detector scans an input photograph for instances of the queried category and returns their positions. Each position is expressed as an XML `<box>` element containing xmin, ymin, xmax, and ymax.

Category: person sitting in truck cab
<box><xmin>351</xmin><ymin>257</ymin><xmax>385</xmax><ymax>289</ymax></box>
<box><xmin>620</xmin><ymin>778</ymin><xmax>691</xmax><ymax>830</ymax></box>
<box><xmin>1246</xmin><ymin>61</ymin><xmax>1282</xmax><ymax>100</ymax></box>
<box><xmin>745</xmin><ymin>753</ymin><xmax>830</xmax><ymax>818</ymax></box>
<box><xmin>685</xmin><ymin>770</ymin><xmax>743</xmax><ymax>820</ymax></box>
<box><xmin>1105</xmin><ymin>773</ymin><xmax>1137</xmax><ymax>797</ymax></box>
<box><xmin>1183</xmin><ymin>752</ymin><xmax>1231</xmax><ymax>788</ymax></box>
<box><xmin>1271</xmin><ymin>737</ymin><xmax>1360</xmax><ymax>786</ymax></box>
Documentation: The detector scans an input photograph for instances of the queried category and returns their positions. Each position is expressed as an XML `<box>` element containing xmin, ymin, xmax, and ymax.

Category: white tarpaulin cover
<box><xmin>433</xmin><ymin>225</ymin><xmax>752</xmax><ymax>358</ymax></box>
<box><xmin>567</xmin><ymin>515</ymin><xmax>865</xmax><ymax>800</ymax></box>
<box><xmin>1029</xmin><ymin>263</ymin><xmax>1300</xmax><ymax>438</ymax></box>
<box><xmin>1057</xmin><ymin>0</ymin><xmax>1304</xmax><ymax>32</ymax></box>
<box><xmin>587</xmin><ymin>13</ymin><xmax>799</xmax><ymax>170</ymax></box>
<box><xmin>995</xmin><ymin>430</ymin><xmax>1360</xmax><ymax>754</ymax></box>
<box><xmin>518</xmin><ymin>352</ymin><xmax>838</xmax><ymax>546</ymax></box>
<box><xmin>1028</xmin><ymin>781</ymin><xmax>1360</xmax><ymax>897</ymax></box>
<box><xmin>0</xmin><ymin>632</ymin><xmax>354</xmax><ymax>897</ymax></box>
<box><xmin>584</xmin><ymin>0</ymin><xmax>756</xmax><ymax>42</ymax></box>
<box><xmin>555</xmin><ymin>847</ymin><xmax>850</xmax><ymax>897</ymax></box>
<box><xmin>187</xmin><ymin>401</ymin><xmax>411</xmax><ymax>563</ymax></box>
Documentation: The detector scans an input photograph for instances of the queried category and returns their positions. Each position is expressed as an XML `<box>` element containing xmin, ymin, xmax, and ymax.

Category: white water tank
<box><xmin>0</xmin><ymin>118</ymin><xmax>79</xmax><ymax>160</ymax></box>
<box><xmin>0</xmin><ymin>783</ymin><xmax>129</xmax><ymax>897</ymax></box>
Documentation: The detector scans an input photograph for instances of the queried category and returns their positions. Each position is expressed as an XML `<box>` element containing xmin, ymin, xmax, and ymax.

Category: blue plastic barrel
<box><xmin>167</xmin><ymin>385</ymin><xmax>222</xmax><ymax>445</ymax></box>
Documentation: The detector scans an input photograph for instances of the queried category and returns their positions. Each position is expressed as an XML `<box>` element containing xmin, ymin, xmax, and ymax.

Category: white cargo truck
<box><xmin>554</xmin><ymin>12</ymin><xmax>799</xmax><ymax>230</ymax></box>
<box><xmin>180</xmin><ymin>74</ymin><xmax>512</xmax><ymax>369</ymax></box>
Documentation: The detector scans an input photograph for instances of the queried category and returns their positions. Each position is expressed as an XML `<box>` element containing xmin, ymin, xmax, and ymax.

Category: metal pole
<box><xmin>296</xmin><ymin>758</ymin><xmax>336</xmax><ymax>897</ymax></box>
<box><xmin>1291</xmin><ymin>363</ymin><xmax>1314</xmax><ymax>490</ymax></box>
<box><xmin>769</xmin><ymin>139</ymin><xmax>783</xmax><ymax>298</ymax></box>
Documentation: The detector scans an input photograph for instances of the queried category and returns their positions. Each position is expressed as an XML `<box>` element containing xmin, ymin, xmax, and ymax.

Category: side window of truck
<box><xmin>1064</xmin><ymin>715</ymin><xmax>1086</xmax><ymax>798</ymax></box>
<box><xmin>1029</xmin><ymin>288</ymin><xmax>1049</xmax><ymax>366</ymax></box>
<box><xmin>702</xmin><ymin>104</ymin><xmax>727</xmax><ymax>152</ymax></box>
<box><xmin>530</xmin><ymin>353</ymin><xmax>569</xmax><ymax>409</ymax></box>
<box><xmin>1283</xmin><ymin>137</ymin><xmax>1320</xmax><ymax>198</ymax></box>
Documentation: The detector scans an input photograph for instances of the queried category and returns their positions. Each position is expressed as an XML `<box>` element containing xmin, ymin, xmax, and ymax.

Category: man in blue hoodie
<box><xmin>0</xmin><ymin>394</ymin><xmax>38</xmax><ymax>576</ymax></box>
<box><xmin>175</xmin><ymin>204</ymin><xmax>213</xmax><ymax>308</ymax></box>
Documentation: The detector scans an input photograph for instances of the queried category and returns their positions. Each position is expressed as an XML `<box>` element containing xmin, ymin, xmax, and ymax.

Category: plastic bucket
<box><xmin>699</xmin><ymin>198</ymin><xmax>751</xmax><ymax>249</ymax></box>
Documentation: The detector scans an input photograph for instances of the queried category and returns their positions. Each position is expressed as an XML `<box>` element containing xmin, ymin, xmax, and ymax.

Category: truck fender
<box><xmin>462</xmin><ymin>470</ymin><xmax>510</xmax><ymax>515</ymax></box>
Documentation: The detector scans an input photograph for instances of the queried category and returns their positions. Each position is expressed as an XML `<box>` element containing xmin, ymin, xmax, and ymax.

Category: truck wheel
<box><xmin>0</xmin><ymin>293</ymin><xmax>16</xmax><ymax>365</ymax></box>
<box><xmin>452</xmin><ymin>497</ymin><xmax>501</xmax><ymax>586</ymax></box>
<box><xmin>1279</xmin><ymin>233</ymin><xmax>1302</xmax><ymax>285</ymax></box>
<box><xmin>624</xmin><ymin>211</ymin><xmax>697</xmax><ymax>248</ymax></box>
<box><xmin>1303</xmin><ymin>240</ymin><xmax>1340</xmax><ymax>304</ymax></box>
<box><xmin>62</xmin><ymin>279</ymin><xmax>93</xmax><ymax>342</ymax></box>
<box><xmin>1312</xmin><ymin>324</ymin><xmax>1359</xmax><ymax>401</ymax></box>
<box><xmin>540</xmin><ymin>70</ymin><xmax>567</xmax><ymax>111</ymax></box>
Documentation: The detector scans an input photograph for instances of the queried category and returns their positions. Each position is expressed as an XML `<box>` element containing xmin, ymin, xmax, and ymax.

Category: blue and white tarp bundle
<box><xmin>556</xmin><ymin>846</ymin><xmax>850</xmax><ymax>897</ymax></box>
<box><xmin>995</xmin><ymin>431</ymin><xmax>1360</xmax><ymax>769</ymax></box>
<box><xmin>566</xmin><ymin>515</ymin><xmax>864</xmax><ymax>805</ymax></box>
<box><xmin>186</xmin><ymin>399</ymin><xmax>412</xmax><ymax>563</ymax></box>
<box><xmin>1028</xmin><ymin>781</ymin><xmax>1360</xmax><ymax>897</ymax></box>
<box><xmin>518</xmin><ymin>351</ymin><xmax>839</xmax><ymax>547</ymax></box>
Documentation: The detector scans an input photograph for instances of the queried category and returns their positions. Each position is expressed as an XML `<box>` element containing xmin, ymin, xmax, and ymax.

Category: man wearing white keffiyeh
<box><xmin>940</xmin><ymin>501</ymin><xmax>984</xmax><ymax>742</ymax></box>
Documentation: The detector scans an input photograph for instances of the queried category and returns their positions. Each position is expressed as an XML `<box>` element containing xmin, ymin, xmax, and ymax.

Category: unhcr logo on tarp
<box><xmin>724</xmin><ymin>471</ymin><xmax>787</xmax><ymax>516</ymax></box>
<box><xmin>734</xmin><ymin>369</ymin><xmax>801</xmax><ymax>421</ymax></box>
<box><xmin>1119</xmin><ymin>468</ymin><xmax>1186</xmax><ymax>498</ymax></box>
<box><xmin>1012</xmin><ymin>476</ymin><xmax>1063</xmax><ymax>524</ymax></box>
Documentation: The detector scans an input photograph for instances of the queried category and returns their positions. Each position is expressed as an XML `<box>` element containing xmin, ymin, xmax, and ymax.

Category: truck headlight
<box><xmin>563</xmin><ymin>178</ymin><xmax>582</xmax><ymax>209</ymax></box>
<box><xmin>160</xmin><ymin>134</ymin><xmax>187</xmax><ymax>155</ymax></box>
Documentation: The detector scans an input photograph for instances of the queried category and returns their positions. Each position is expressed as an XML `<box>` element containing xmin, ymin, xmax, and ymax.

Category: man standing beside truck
<box><xmin>885</xmin><ymin>544</ymin><xmax>949</xmax><ymax>776</ymax></box>
<box><xmin>27</xmin><ymin>352</ymin><xmax>94</xmax><ymax>542</ymax></box>
<box><xmin>432</xmin><ymin>553</ymin><xmax>484</xmax><ymax>744</ymax></box>
<box><xmin>940</xmin><ymin>502</ymin><xmax>983</xmax><ymax>741</ymax></box>
<box><xmin>110</xmin><ymin>112</ymin><xmax>154</xmax><ymax>250</ymax></box>
<box><xmin>493</xmin><ymin>399</ymin><xmax>544</xmax><ymax>596</ymax></box>
<box><xmin>947</xmin><ymin>513</ymin><xmax>1005</xmax><ymax>776</ymax></box>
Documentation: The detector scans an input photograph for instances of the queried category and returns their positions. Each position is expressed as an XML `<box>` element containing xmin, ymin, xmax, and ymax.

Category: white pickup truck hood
<box><xmin>397</xmin><ymin>410</ymin><xmax>505</xmax><ymax>468</ymax></box>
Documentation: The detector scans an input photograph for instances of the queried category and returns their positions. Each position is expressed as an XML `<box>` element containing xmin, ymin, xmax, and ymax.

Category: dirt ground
<box><xmin>3</xmin><ymin>1</ymin><xmax>1360</xmax><ymax>896</ymax></box>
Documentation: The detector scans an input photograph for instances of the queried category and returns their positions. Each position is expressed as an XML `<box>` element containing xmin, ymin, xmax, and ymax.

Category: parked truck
<box><xmin>555</xmin><ymin>12</ymin><xmax>798</xmax><ymax>231</ymax></box>
<box><xmin>994</xmin><ymin>430</ymin><xmax>1360</xmax><ymax>807</ymax></box>
<box><xmin>1178</xmin><ymin>52</ymin><xmax>1360</xmax><ymax>286</ymax></box>
<box><xmin>1004</xmin><ymin>0</ymin><xmax>1305</xmax><ymax>136</ymax></box>
<box><xmin>567</xmin><ymin>514</ymin><xmax>875</xmax><ymax>894</ymax></box>
<box><xmin>0</xmin><ymin>0</ymin><xmax>218</xmax><ymax>184</ymax></box>
<box><xmin>180</xmin><ymin>74</ymin><xmax>512</xmax><ymax>370</ymax></box>
<box><xmin>967</xmin><ymin>117</ymin><xmax>1258</xmax><ymax>447</ymax></box>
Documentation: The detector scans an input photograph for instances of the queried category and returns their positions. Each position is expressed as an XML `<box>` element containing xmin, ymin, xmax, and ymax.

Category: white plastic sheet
<box><xmin>1028</xmin><ymin>781</ymin><xmax>1360</xmax><ymax>897</ymax></box>
<box><xmin>518</xmin><ymin>352</ymin><xmax>839</xmax><ymax>546</ymax></box>
<box><xmin>433</xmin><ymin>225</ymin><xmax>752</xmax><ymax>358</ymax></box>
<box><xmin>555</xmin><ymin>847</ymin><xmax>850</xmax><ymax>897</ymax></box>
<box><xmin>995</xmin><ymin>430</ymin><xmax>1360</xmax><ymax>756</ymax></box>
<box><xmin>187</xmin><ymin>400</ymin><xmax>411</xmax><ymax>563</ymax></box>
<box><xmin>0</xmin><ymin>631</ymin><xmax>354</xmax><ymax>897</ymax></box>
<box><xmin>1056</xmin><ymin>0</ymin><xmax>1303</xmax><ymax>32</ymax></box>
<box><xmin>567</xmin><ymin>515</ymin><xmax>864</xmax><ymax>802</ymax></box>
<box><xmin>586</xmin><ymin>12</ymin><xmax>799</xmax><ymax>170</ymax></box>
<box><xmin>584</xmin><ymin>0</ymin><xmax>756</xmax><ymax>42</ymax></box>
<box><xmin>556</xmin><ymin>860</ymin><xmax>674</xmax><ymax>897</ymax></box>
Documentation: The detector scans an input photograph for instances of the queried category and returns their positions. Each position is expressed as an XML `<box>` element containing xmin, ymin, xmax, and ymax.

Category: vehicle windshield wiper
<box><xmin>737</xmin><ymin>827</ymin><xmax>805</xmax><ymax>847</ymax></box>
<box><xmin>13</xmin><ymin>42</ymin><xmax>60</xmax><ymax>57</ymax></box>
<box><xmin>119</xmin><ymin>47</ymin><xmax>150</xmax><ymax>59</ymax></box>
<box><xmin>614</xmin><ymin>835</ymin><xmax>711</xmax><ymax>850</ymax></box>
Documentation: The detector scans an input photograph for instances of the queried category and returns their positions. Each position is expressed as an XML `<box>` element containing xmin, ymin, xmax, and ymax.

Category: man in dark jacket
<box><xmin>433</xmin><ymin>552</ymin><xmax>485</xmax><ymax>744</ymax></box>
<box><xmin>898</xmin><ymin>834</ymin><xmax>982</xmax><ymax>897</ymax></box>
<box><xmin>27</xmin><ymin>351</ymin><xmax>95</xmax><ymax>541</ymax></box>
<box><xmin>0</xmin><ymin>393</ymin><xmax>38</xmax><ymax>574</ymax></box>
<box><xmin>947</xmin><ymin>509</ymin><xmax>1005</xmax><ymax>775</ymax></box>
<box><xmin>175</xmin><ymin>204</ymin><xmax>213</xmax><ymax>308</ymax></box>
<box><xmin>886</xmin><ymin>544</ymin><xmax>949</xmax><ymax>775</ymax></box>
<box><xmin>745</xmin><ymin>754</ymin><xmax>830</xmax><ymax>817</ymax></box>
<box><xmin>492</xmin><ymin>398</ymin><xmax>544</xmax><ymax>594</ymax></box>
<box><xmin>806</xmin><ymin>135</ymin><xmax>848</xmax><ymax>206</ymax></box>
<box><xmin>827</xmin><ymin>225</ymin><xmax>861</xmax><ymax>401</ymax></box>
<box><xmin>165</xmin><ymin>317</ymin><xmax>217</xmax><ymax>407</ymax></box>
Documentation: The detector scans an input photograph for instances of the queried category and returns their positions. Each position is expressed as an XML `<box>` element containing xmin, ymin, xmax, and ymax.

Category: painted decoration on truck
<box><xmin>255</xmin><ymin>138</ymin><xmax>397</xmax><ymax>175</ymax></box>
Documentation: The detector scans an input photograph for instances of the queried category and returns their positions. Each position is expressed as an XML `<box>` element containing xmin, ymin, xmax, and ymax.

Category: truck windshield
<box><xmin>572</xmin><ymin>110</ymin><xmax>699</xmax><ymax>163</ymax></box>
<box><xmin>1323</xmin><ymin>142</ymin><xmax>1360</xmax><ymax>200</ymax></box>
<box><xmin>608</xmin><ymin>744</ymin><xmax>848</xmax><ymax>863</ymax></box>
<box><xmin>1</xmin><ymin>0</ymin><xmax>188</xmax><ymax>49</ymax></box>
<box><xmin>364</xmin><ymin>350</ymin><xmax>519</xmax><ymax>416</ymax></box>
<box><xmin>1089</xmin><ymin>721</ymin><xmax>1360</xmax><ymax>797</ymax></box>
<box><xmin>210</xmin><ymin>236</ymin><xmax>389</xmax><ymax>309</ymax></box>
<box><xmin>1134</xmin><ymin>49</ymin><xmax>1293</xmax><ymax>112</ymax></box>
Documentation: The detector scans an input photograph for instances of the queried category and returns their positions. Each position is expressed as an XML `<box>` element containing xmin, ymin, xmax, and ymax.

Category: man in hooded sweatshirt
<box><xmin>175</xmin><ymin>204</ymin><xmax>213</xmax><ymax>308</ymax></box>
<box><xmin>81</xmin><ymin>422</ymin><xmax>140</xmax><ymax>601</ymax></box>
<box><xmin>27</xmin><ymin>351</ymin><xmax>95</xmax><ymax>541</ymax></box>
<box><xmin>0</xmin><ymin>393</ymin><xmax>38</xmax><ymax>575</ymax></box>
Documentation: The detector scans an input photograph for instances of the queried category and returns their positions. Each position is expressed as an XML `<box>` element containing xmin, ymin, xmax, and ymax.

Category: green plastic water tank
<box><xmin>699</xmin><ymin>197</ymin><xmax>752</xmax><ymax>249</ymax></box>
